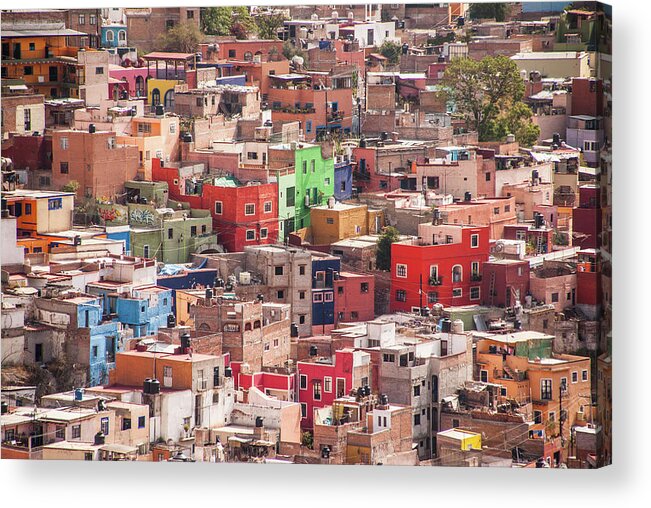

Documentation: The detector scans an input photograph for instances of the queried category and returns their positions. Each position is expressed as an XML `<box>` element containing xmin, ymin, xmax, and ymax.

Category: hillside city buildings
<box><xmin>1</xmin><ymin>3</ymin><xmax>611</xmax><ymax>468</ymax></box>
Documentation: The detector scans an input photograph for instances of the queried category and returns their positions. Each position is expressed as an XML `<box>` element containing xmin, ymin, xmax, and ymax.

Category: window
<box><xmin>533</xmin><ymin>410</ymin><xmax>543</xmax><ymax>424</ymax></box>
<box><xmin>187</xmin><ymin>10</ymin><xmax>195</xmax><ymax>19</ymax></box>
<box><xmin>325</xmin><ymin>178</ymin><xmax>331</xmax><ymax>186</ymax></box>
<box><xmin>72</xmin><ymin>425</ymin><xmax>81</xmax><ymax>439</ymax></box>
<box><xmin>572</xmin><ymin>371</ymin><xmax>578</xmax><ymax>383</ymax></box>
<box><xmin>427</xmin><ymin>292</ymin><xmax>438</xmax><ymax>304</ymax></box>
<box><xmin>583</xmin><ymin>140</ymin><xmax>598</xmax><ymax>151</ymax></box>
<box><xmin>246</xmin><ymin>230</ymin><xmax>255</xmax><ymax>241</ymax></box>
<box><xmin>119</xmin><ymin>30</ymin><xmax>126</xmax><ymax>42</ymax></box>
<box><xmin>485</xmin><ymin>172</ymin><xmax>491</xmax><ymax>181</ymax></box>
<box><xmin>92</xmin><ymin>345</ymin><xmax>98</xmax><ymax>358</ymax></box>
<box><xmin>302</xmin><ymin>161</ymin><xmax>307</xmax><ymax>174</ymax></box>
<box><xmin>138</xmin><ymin>416</ymin><xmax>146</xmax><ymax>429</ymax></box>
<box><xmin>351</xmin><ymin>311</ymin><xmax>358</xmax><ymax>319</ymax></box>
<box><xmin>551</xmin><ymin>293</ymin><xmax>559</xmax><ymax>303</ymax></box>
<box><xmin>327</xmin><ymin>217</ymin><xmax>334</xmax><ymax>225</ymax></box>
<box><xmin>89</xmin><ymin>14</ymin><xmax>96</xmax><ymax>25</ymax></box>
<box><xmin>306</xmin><ymin>120</ymin><xmax>312</xmax><ymax>133</ymax></box>
<box><xmin>262</xmin><ymin>201</ymin><xmax>273</xmax><ymax>214</ymax></box>
<box><xmin>101</xmin><ymin>417</ymin><xmax>109</xmax><ymax>435</ymax></box>
<box><xmin>560</xmin><ymin>377</ymin><xmax>568</xmax><ymax>393</ymax></box>
<box><xmin>313</xmin><ymin>380</ymin><xmax>322</xmax><ymax>400</ymax></box>
<box><xmin>324</xmin><ymin>292</ymin><xmax>334</xmax><ymax>303</ymax></box>
<box><xmin>244</xmin><ymin>203</ymin><xmax>255</xmax><ymax>215</ymax></box>
<box><xmin>275</xmin><ymin>266</ymin><xmax>284</xmax><ymax>276</ymax></box>
<box><xmin>170</xmin><ymin>123</ymin><xmax>176</xmax><ymax>134</ymax></box>
<box><xmin>299</xmin><ymin>374</ymin><xmax>307</xmax><ymax>390</ymax></box>
<box><xmin>247</xmin><ymin>151</ymin><xmax>258</xmax><ymax>160</ymax></box>
<box><xmin>452</xmin><ymin>265</ymin><xmax>462</xmax><ymax>283</ymax></box>
<box><xmin>396</xmin><ymin>264</ymin><xmax>407</xmax><ymax>278</ymax></box>
<box><xmin>299</xmin><ymin>265</ymin><xmax>306</xmax><ymax>276</ymax></box>
<box><xmin>299</xmin><ymin>291</ymin><xmax>306</xmax><ymax>300</ymax></box>
<box><xmin>286</xmin><ymin>187</ymin><xmax>296</xmax><ymax>207</ymax></box>
<box><xmin>29</xmin><ymin>42</ymin><xmax>35</xmax><ymax>51</ymax></box>
<box><xmin>201</xmin><ymin>225</ymin><xmax>206</xmax><ymax>234</ymax></box>
<box><xmin>324</xmin><ymin>377</ymin><xmax>332</xmax><ymax>393</ymax></box>
<box><xmin>582</xmin><ymin>369</ymin><xmax>588</xmax><ymax>381</ymax></box>
<box><xmin>84</xmin><ymin>452</ymin><xmax>93</xmax><ymax>461</ymax></box>
<box><xmin>300</xmin><ymin>403</ymin><xmax>307</xmax><ymax>418</ymax></box>
<box><xmin>60</xmin><ymin>137</ymin><xmax>69</xmax><ymax>150</ymax></box>
<box><xmin>277</xmin><ymin>290</ymin><xmax>285</xmax><ymax>299</ymax></box>
<box><xmin>360</xmin><ymin>282</ymin><xmax>369</xmax><ymax>293</ymax></box>
<box><xmin>480</xmin><ymin>370</ymin><xmax>488</xmax><ymax>382</ymax></box>
<box><xmin>310</xmin><ymin>160</ymin><xmax>315</xmax><ymax>173</ymax></box>
<box><xmin>471</xmin><ymin>234</ymin><xmax>479</xmax><ymax>248</ymax></box>
<box><xmin>470</xmin><ymin>287</ymin><xmax>480</xmax><ymax>300</ymax></box>
<box><xmin>95</xmin><ymin>67</ymin><xmax>104</xmax><ymax>75</ymax></box>
<box><xmin>23</xmin><ymin>65</ymin><xmax>34</xmax><ymax>77</ymax></box>
<box><xmin>122</xmin><ymin>418</ymin><xmax>132</xmax><ymax>431</ymax></box>
<box><xmin>396</xmin><ymin>290</ymin><xmax>406</xmax><ymax>302</ymax></box>
<box><xmin>541</xmin><ymin>379</ymin><xmax>553</xmax><ymax>400</ymax></box>
<box><xmin>264</xmin><ymin>342</ymin><xmax>270</xmax><ymax>351</ymax></box>
<box><xmin>190</xmin><ymin>226</ymin><xmax>197</xmax><ymax>237</ymax></box>
<box><xmin>167</xmin><ymin>228</ymin><xmax>173</xmax><ymax>240</ymax></box>
<box><xmin>313</xmin><ymin>292</ymin><xmax>323</xmax><ymax>303</ymax></box>
<box><xmin>505</xmin><ymin>205</ymin><xmax>510</xmax><ymax>213</ymax></box>
<box><xmin>299</xmin><ymin>314</ymin><xmax>305</xmax><ymax>324</ymax></box>
<box><xmin>55</xmin><ymin>427</ymin><xmax>65</xmax><ymax>439</ymax></box>
<box><xmin>214</xmin><ymin>201</ymin><xmax>223</xmax><ymax>215</ymax></box>
<box><xmin>78</xmin><ymin>14</ymin><xmax>85</xmax><ymax>24</ymax></box>
<box><xmin>48</xmin><ymin>198</ymin><xmax>62</xmax><ymax>210</ymax></box>
<box><xmin>414</xmin><ymin>414</ymin><xmax>421</xmax><ymax>426</ymax></box>
<box><xmin>413</xmin><ymin>385</ymin><xmax>421</xmax><ymax>397</ymax></box>
<box><xmin>260</xmin><ymin>228</ymin><xmax>268</xmax><ymax>239</ymax></box>
<box><xmin>137</xmin><ymin>122</ymin><xmax>151</xmax><ymax>134</ymax></box>
<box><xmin>452</xmin><ymin>288</ymin><xmax>462</xmax><ymax>298</ymax></box>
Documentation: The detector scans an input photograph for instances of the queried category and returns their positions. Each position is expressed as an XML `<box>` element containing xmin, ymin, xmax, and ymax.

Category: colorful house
<box><xmin>311</xmin><ymin>254</ymin><xmax>340</xmax><ymax>336</ymax></box>
<box><xmin>297</xmin><ymin>349</ymin><xmax>372</xmax><ymax>429</ymax></box>
<box><xmin>390</xmin><ymin>224</ymin><xmax>490</xmax><ymax>312</ymax></box>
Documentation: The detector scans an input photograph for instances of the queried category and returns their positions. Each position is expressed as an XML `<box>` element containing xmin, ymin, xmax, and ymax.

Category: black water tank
<box><xmin>363</xmin><ymin>385</ymin><xmax>371</xmax><ymax>396</ymax></box>
<box><xmin>401</xmin><ymin>43</ymin><xmax>409</xmax><ymax>55</ymax></box>
<box><xmin>180</xmin><ymin>332</ymin><xmax>191</xmax><ymax>350</ymax></box>
<box><xmin>256</xmin><ymin>293</ymin><xmax>264</xmax><ymax>302</ymax></box>
<box><xmin>155</xmin><ymin>104</ymin><xmax>165</xmax><ymax>116</ymax></box>
<box><xmin>380</xmin><ymin>131</ymin><xmax>388</xmax><ymax>141</ymax></box>
<box><xmin>290</xmin><ymin>323</ymin><xmax>299</xmax><ymax>338</ymax></box>
<box><xmin>224</xmin><ymin>367</ymin><xmax>233</xmax><ymax>378</ymax></box>
<box><xmin>534</xmin><ymin>212</ymin><xmax>544</xmax><ymax>229</ymax></box>
<box><xmin>1</xmin><ymin>402</ymin><xmax>8</xmax><ymax>415</ymax></box>
<box><xmin>441</xmin><ymin>319</ymin><xmax>452</xmax><ymax>333</ymax></box>
<box><xmin>514</xmin><ymin>319</ymin><xmax>522</xmax><ymax>330</ymax></box>
<box><xmin>89</xmin><ymin>124</ymin><xmax>96</xmax><ymax>134</ymax></box>
<box><xmin>464</xmin><ymin>192</ymin><xmax>472</xmax><ymax>202</ymax></box>
<box><xmin>380</xmin><ymin>393</ymin><xmax>389</xmax><ymax>406</ymax></box>
<box><xmin>150</xmin><ymin>379</ymin><xmax>160</xmax><ymax>394</ymax></box>
<box><xmin>205</xmin><ymin>288</ymin><xmax>213</xmax><ymax>300</ymax></box>
<box><xmin>73</xmin><ymin>235</ymin><xmax>82</xmax><ymax>246</ymax></box>
<box><xmin>532</xmin><ymin>169</ymin><xmax>539</xmax><ymax>182</ymax></box>
<box><xmin>552</xmin><ymin>132</ymin><xmax>561</xmax><ymax>145</ymax></box>
<box><xmin>216</xmin><ymin>278</ymin><xmax>225</xmax><ymax>288</ymax></box>
<box><xmin>94</xmin><ymin>432</ymin><xmax>105</xmax><ymax>445</ymax></box>
<box><xmin>357</xmin><ymin>387</ymin><xmax>365</xmax><ymax>398</ymax></box>
<box><xmin>143</xmin><ymin>378</ymin><xmax>152</xmax><ymax>394</ymax></box>
<box><xmin>182</xmin><ymin>133</ymin><xmax>193</xmax><ymax>143</ymax></box>
<box><xmin>255</xmin><ymin>416</ymin><xmax>264</xmax><ymax>428</ymax></box>
<box><xmin>438</xmin><ymin>54</ymin><xmax>446</xmax><ymax>63</ymax></box>
<box><xmin>309</xmin><ymin>345</ymin><xmax>318</xmax><ymax>357</ymax></box>
<box><xmin>167</xmin><ymin>313</ymin><xmax>176</xmax><ymax>328</ymax></box>
<box><xmin>321</xmin><ymin>446</ymin><xmax>331</xmax><ymax>459</ymax></box>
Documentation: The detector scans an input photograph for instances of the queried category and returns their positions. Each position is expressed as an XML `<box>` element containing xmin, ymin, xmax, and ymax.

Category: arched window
<box><xmin>253</xmin><ymin>320</ymin><xmax>261</xmax><ymax>329</ymax></box>
<box><xmin>106</xmin><ymin>30</ymin><xmax>114</xmax><ymax>42</ymax></box>
<box><xmin>244</xmin><ymin>51</ymin><xmax>253</xmax><ymax>62</ymax></box>
<box><xmin>118</xmin><ymin>30</ymin><xmax>126</xmax><ymax>42</ymax></box>
<box><xmin>151</xmin><ymin>88</ymin><xmax>160</xmax><ymax>106</ymax></box>
<box><xmin>135</xmin><ymin>76</ymin><xmax>145</xmax><ymax>97</ymax></box>
<box><xmin>164</xmin><ymin>89</ymin><xmax>174</xmax><ymax>110</ymax></box>
<box><xmin>244</xmin><ymin>322</ymin><xmax>252</xmax><ymax>331</ymax></box>
<box><xmin>452</xmin><ymin>265</ymin><xmax>462</xmax><ymax>283</ymax></box>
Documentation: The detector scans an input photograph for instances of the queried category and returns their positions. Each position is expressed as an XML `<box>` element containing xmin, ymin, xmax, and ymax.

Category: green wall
<box><xmin>294</xmin><ymin>145</ymin><xmax>335</xmax><ymax>229</ymax></box>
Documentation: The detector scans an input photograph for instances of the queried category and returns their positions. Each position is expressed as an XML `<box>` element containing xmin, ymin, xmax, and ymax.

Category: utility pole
<box><xmin>419</xmin><ymin>273</ymin><xmax>423</xmax><ymax>313</ymax></box>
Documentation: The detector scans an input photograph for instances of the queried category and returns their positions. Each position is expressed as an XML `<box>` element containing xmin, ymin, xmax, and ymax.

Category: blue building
<box><xmin>311</xmin><ymin>255</ymin><xmax>340</xmax><ymax>331</ymax></box>
<box><xmin>114</xmin><ymin>286</ymin><xmax>173</xmax><ymax>338</ymax></box>
<box><xmin>105</xmin><ymin>225</ymin><xmax>130</xmax><ymax>254</ymax></box>
<box><xmin>101</xmin><ymin>25</ymin><xmax>127</xmax><ymax>48</ymax></box>
<box><xmin>334</xmin><ymin>160</ymin><xmax>353</xmax><ymax>201</ymax></box>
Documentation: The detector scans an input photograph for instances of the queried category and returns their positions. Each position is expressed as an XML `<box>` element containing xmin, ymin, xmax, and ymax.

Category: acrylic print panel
<box><xmin>0</xmin><ymin>1</ymin><xmax>611</xmax><ymax>469</ymax></box>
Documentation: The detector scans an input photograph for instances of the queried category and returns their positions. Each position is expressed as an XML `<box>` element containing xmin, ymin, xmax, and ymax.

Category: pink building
<box><xmin>108</xmin><ymin>65</ymin><xmax>148</xmax><ymax>99</ymax></box>
<box><xmin>334</xmin><ymin>272</ymin><xmax>375</xmax><ymax>326</ymax></box>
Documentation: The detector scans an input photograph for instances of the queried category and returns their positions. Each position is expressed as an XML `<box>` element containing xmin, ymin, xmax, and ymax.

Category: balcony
<box><xmin>470</xmin><ymin>273</ymin><xmax>482</xmax><ymax>282</ymax></box>
<box><xmin>429</xmin><ymin>276</ymin><xmax>442</xmax><ymax>286</ymax></box>
<box><xmin>328</xmin><ymin>111</ymin><xmax>344</xmax><ymax>122</ymax></box>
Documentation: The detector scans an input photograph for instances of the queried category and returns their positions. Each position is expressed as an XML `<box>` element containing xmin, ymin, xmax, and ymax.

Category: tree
<box><xmin>376</xmin><ymin>226</ymin><xmax>401</xmax><ymax>271</ymax></box>
<box><xmin>158</xmin><ymin>22</ymin><xmax>204</xmax><ymax>53</ymax></box>
<box><xmin>379</xmin><ymin>40</ymin><xmax>402</xmax><ymax>65</ymax></box>
<box><xmin>468</xmin><ymin>3</ymin><xmax>508</xmax><ymax>22</ymax></box>
<box><xmin>440</xmin><ymin>55</ymin><xmax>525</xmax><ymax>142</ymax></box>
<box><xmin>256</xmin><ymin>12</ymin><xmax>286</xmax><ymax>40</ymax></box>
<box><xmin>483</xmin><ymin>102</ymin><xmax>541</xmax><ymax>147</ymax></box>
<box><xmin>202</xmin><ymin>7</ymin><xmax>234</xmax><ymax>36</ymax></box>
<box><xmin>61</xmin><ymin>180</ymin><xmax>80</xmax><ymax>193</ymax></box>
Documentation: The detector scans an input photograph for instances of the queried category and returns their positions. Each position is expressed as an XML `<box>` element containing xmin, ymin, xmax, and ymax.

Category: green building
<box><xmin>125</xmin><ymin>180</ymin><xmax>170</xmax><ymax>208</ymax></box>
<box><xmin>293</xmin><ymin>143</ymin><xmax>335</xmax><ymax>230</ymax></box>
<box><xmin>129</xmin><ymin>205</ymin><xmax>218</xmax><ymax>263</ymax></box>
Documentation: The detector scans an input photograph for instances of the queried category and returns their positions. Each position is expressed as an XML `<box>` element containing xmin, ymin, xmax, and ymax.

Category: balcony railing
<box><xmin>429</xmin><ymin>276</ymin><xmax>443</xmax><ymax>286</ymax></box>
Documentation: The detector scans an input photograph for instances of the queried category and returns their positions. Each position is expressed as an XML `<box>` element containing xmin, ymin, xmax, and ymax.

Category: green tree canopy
<box><xmin>468</xmin><ymin>3</ymin><xmax>508</xmax><ymax>22</ymax></box>
<box><xmin>256</xmin><ymin>13</ymin><xmax>287</xmax><ymax>40</ymax></box>
<box><xmin>202</xmin><ymin>7</ymin><xmax>235</xmax><ymax>36</ymax></box>
<box><xmin>441</xmin><ymin>55</ymin><xmax>528</xmax><ymax>142</ymax></box>
<box><xmin>376</xmin><ymin>226</ymin><xmax>401</xmax><ymax>271</ymax></box>
<box><xmin>379</xmin><ymin>40</ymin><xmax>402</xmax><ymax>65</ymax></box>
<box><xmin>158</xmin><ymin>22</ymin><xmax>204</xmax><ymax>53</ymax></box>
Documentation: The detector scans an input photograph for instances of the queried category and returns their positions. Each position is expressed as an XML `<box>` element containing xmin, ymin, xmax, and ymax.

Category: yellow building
<box><xmin>437</xmin><ymin>428</ymin><xmax>482</xmax><ymax>451</ymax></box>
<box><xmin>309</xmin><ymin>202</ymin><xmax>384</xmax><ymax>245</ymax></box>
<box><xmin>174</xmin><ymin>289</ymin><xmax>206</xmax><ymax>327</ymax></box>
<box><xmin>511</xmin><ymin>51</ymin><xmax>592</xmax><ymax>79</ymax></box>
<box><xmin>146</xmin><ymin>78</ymin><xmax>181</xmax><ymax>109</ymax></box>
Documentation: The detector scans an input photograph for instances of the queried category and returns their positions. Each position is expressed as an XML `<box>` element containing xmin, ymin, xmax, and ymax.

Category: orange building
<box><xmin>1</xmin><ymin>25</ymin><xmax>94</xmax><ymax>99</ymax></box>
<box><xmin>475</xmin><ymin>331</ymin><xmax>592</xmax><ymax>466</ymax></box>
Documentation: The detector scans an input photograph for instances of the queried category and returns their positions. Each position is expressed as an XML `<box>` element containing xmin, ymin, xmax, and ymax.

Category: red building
<box><xmin>297</xmin><ymin>349</ymin><xmax>371</xmax><ymax>429</ymax></box>
<box><xmin>481</xmin><ymin>259</ymin><xmax>530</xmax><ymax>308</ymax></box>
<box><xmin>390</xmin><ymin>223</ymin><xmax>490</xmax><ymax>311</ymax></box>
<box><xmin>576</xmin><ymin>249</ymin><xmax>602</xmax><ymax>309</ymax></box>
<box><xmin>334</xmin><ymin>272</ymin><xmax>375</xmax><ymax>326</ymax></box>
<box><xmin>572</xmin><ymin>185</ymin><xmax>601</xmax><ymax>250</ymax></box>
<box><xmin>231</xmin><ymin>361</ymin><xmax>296</xmax><ymax>401</ymax></box>
<box><xmin>571</xmin><ymin>77</ymin><xmax>603</xmax><ymax>117</ymax></box>
<box><xmin>152</xmin><ymin>158</ymin><xmax>279</xmax><ymax>252</ymax></box>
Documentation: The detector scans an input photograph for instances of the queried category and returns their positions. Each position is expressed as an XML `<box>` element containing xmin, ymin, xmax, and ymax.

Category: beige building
<box><xmin>511</xmin><ymin>52</ymin><xmax>592</xmax><ymax>79</ymax></box>
<box><xmin>309</xmin><ymin>202</ymin><xmax>383</xmax><ymax>245</ymax></box>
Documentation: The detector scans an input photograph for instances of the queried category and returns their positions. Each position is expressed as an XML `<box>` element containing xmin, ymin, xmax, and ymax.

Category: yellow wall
<box><xmin>310</xmin><ymin>204</ymin><xmax>369</xmax><ymax>245</ymax></box>
<box><xmin>175</xmin><ymin>290</ymin><xmax>202</xmax><ymax>327</ymax></box>
<box><xmin>147</xmin><ymin>79</ymin><xmax>178</xmax><ymax>105</ymax></box>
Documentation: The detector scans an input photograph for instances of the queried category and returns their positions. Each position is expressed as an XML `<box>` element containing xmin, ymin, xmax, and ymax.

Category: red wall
<box><xmin>390</xmin><ymin>226</ymin><xmax>490</xmax><ymax>311</ymax></box>
<box><xmin>2</xmin><ymin>134</ymin><xmax>52</xmax><ymax>170</ymax></box>
<box><xmin>481</xmin><ymin>260</ymin><xmax>530</xmax><ymax>307</ymax></box>
<box><xmin>334</xmin><ymin>273</ymin><xmax>375</xmax><ymax>325</ymax></box>
<box><xmin>571</xmin><ymin>78</ymin><xmax>603</xmax><ymax>117</ymax></box>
